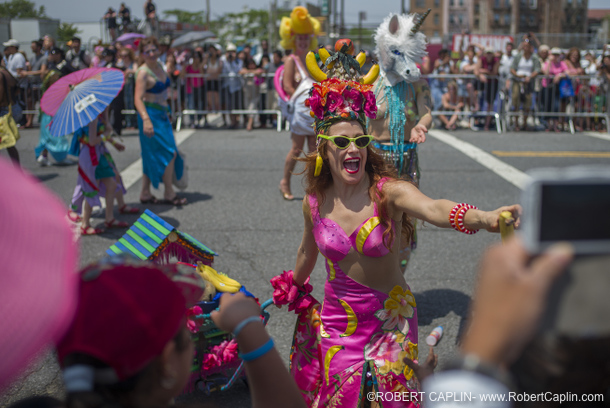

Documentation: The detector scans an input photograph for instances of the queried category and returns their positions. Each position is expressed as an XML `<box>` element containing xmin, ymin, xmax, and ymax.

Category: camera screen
<box><xmin>540</xmin><ymin>184</ymin><xmax>610</xmax><ymax>242</ymax></box>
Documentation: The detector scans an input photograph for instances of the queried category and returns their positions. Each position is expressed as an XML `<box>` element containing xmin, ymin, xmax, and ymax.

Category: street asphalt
<box><xmin>1</xmin><ymin>123</ymin><xmax>609</xmax><ymax>407</ymax></box>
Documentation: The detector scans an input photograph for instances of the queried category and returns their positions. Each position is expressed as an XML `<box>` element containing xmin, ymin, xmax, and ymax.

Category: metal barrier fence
<box><xmin>17</xmin><ymin>71</ymin><xmax>610</xmax><ymax>135</ymax></box>
<box><xmin>173</xmin><ymin>72</ymin><xmax>283</xmax><ymax>132</ymax></box>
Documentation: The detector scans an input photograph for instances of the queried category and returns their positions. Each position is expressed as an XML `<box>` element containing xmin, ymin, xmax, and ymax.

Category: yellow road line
<box><xmin>492</xmin><ymin>151</ymin><xmax>610</xmax><ymax>158</ymax></box>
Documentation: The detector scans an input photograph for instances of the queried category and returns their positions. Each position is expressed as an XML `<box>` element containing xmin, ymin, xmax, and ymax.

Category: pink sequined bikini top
<box><xmin>309</xmin><ymin>178</ymin><xmax>395</xmax><ymax>262</ymax></box>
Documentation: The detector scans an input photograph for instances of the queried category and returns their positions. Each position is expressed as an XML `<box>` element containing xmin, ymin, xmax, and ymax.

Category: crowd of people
<box><xmin>428</xmin><ymin>34</ymin><xmax>610</xmax><ymax>132</ymax></box>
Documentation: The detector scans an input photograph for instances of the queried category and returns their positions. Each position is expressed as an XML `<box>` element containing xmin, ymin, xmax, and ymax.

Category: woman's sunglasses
<box><xmin>317</xmin><ymin>135</ymin><xmax>374</xmax><ymax>149</ymax></box>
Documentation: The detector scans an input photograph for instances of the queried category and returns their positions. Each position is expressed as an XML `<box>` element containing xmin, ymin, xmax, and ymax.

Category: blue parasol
<box><xmin>40</xmin><ymin>67</ymin><xmax>125</xmax><ymax>137</ymax></box>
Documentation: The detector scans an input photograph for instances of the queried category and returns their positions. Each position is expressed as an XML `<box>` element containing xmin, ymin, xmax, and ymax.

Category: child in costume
<box><xmin>68</xmin><ymin>108</ymin><xmax>138</xmax><ymax>235</ymax></box>
<box><xmin>270</xmin><ymin>40</ymin><xmax>521</xmax><ymax>408</ymax></box>
<box><xmin>35</xmin><ymin>69</ymin><xmax>73</xmax><ymax>166</ymax></box>
<box><xmin>277</xmin><ymin>6</ymin><xmax>320</xmax><ymax>201</ymax></box>
<box><xmin>367</xmin><ymin>11</ymin><xmax>434</xmax><ymax>269</ymax></box>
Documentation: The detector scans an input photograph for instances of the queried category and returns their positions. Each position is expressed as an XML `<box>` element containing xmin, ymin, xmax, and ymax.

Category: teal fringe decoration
<box><xmin>371</xmin><ymin>78</ymin><xmax>416</xmax><ymax>176</ymax></box>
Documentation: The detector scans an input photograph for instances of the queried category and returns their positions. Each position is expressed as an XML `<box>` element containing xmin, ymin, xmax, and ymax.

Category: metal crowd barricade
<box><xmin>423</xmin><ymin>73</ymin><xmax>504</xmax><ymax>134</ymax></box>
<box><xmin>504</xmin><ymin>74</ymin><xmax>610</xmax><ymax>134</ymax></box>
<box><xmin>175</xmin><ymin>72</ymin><xmax>283</xmax><ymax>132</ymax></box>
<box><xmin>20</xmin><ymin>82</ymin><xmax>43</xmax><ymax>123</ymax></box>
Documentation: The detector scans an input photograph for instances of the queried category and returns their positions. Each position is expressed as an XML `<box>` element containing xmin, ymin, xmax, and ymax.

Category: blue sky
<box><xmin>36</xmin><ymin>0</ymin><xmax>610</xmax><ymax>25</ymax></box>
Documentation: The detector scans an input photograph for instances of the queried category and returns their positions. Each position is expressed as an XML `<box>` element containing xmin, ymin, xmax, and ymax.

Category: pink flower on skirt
<box><xmin>202</xmin><ymin>353</ymin><xmax>221</xmax><ymax>371</ymax></box>
<box><xmin>364</xmin><ymin>331</ymin><xmax>403</xmax><ymax>369</ymax></box>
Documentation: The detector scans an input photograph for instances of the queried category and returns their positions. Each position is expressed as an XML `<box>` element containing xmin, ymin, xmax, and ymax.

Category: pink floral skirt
<box><xmin>272</xmin><ymin>261</ymin><xmax>420</xmax><ymax>408</ymax></box>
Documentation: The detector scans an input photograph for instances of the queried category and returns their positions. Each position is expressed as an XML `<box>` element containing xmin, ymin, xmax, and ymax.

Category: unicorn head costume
<box><xmin>374</xmin><ymin>11</ymin><xmax>430</xmax><ymax>86</ymax></box>
<box><xmin>371</xmin><ymin>10</ymin><xmax>430</xmax><ymax>179</ymax></box>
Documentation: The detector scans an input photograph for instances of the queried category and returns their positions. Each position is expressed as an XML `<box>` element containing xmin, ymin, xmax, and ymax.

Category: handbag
<box><xmin>172</xmin><ymin>150</ymin><xmax>188</xmax><ymax>190</ymax></box>
<box><xmin>0</xmin><ymin>105</ymin><xmax>20</xmax><ymax>150</ymax></box>
<box><xmin>559</xmin><ymin>77</ymin><xmax>574</xmax><ymax>98</ymax></box>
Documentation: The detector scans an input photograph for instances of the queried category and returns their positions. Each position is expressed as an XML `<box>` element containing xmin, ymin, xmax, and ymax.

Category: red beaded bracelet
<box><xmin>449</xmin><ymin>203</ymin><xmax>467</xmax><ymax>231</ymax></box>
<box><xmin>456</xmin><ymin>204</ymin><xmax>479</xmax><ymax>235</ymax></box>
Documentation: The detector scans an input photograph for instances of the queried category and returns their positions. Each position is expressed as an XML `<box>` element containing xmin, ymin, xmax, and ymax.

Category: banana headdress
<box><xmin>279</xmin><ymin>6</ymin><xmax>320</xmax><ymax>51</ymax></box>
<box><xmin>305</xmin><ymin>39</ymin><xmax>381</xmax><ymax>135</ymax></box>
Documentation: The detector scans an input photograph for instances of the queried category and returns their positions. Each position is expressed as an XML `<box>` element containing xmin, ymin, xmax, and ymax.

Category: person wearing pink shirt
<box><xmin>542</xmin><ymin>48</ymin><xmax>569</xmax><ymax>132</ymax></box>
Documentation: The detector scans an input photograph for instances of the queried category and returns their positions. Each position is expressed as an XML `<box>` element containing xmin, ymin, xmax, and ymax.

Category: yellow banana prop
<box><xmin>196</xmin><ymin>263</ymin><xmax>241</xmax><ymax>293</ymax></box>
<box><xmin>499</xmin><ymin>211</ymin><xmax>515</xmax><ymax>243</ymax></box>
<box><xmin>360</xmin><ymin>62</ymin><xmax>379</xmax><ymax>85</ymax></box>
<box><xmin>355</xmin><ymin>51</ymin><xmax>366</xmax><ymax>68</ymax></box>
<box><xmin>339</xmin><ymin>299</ymin><xmax>358</xmax><ymax>337</ymax></box>
<box><xmin>318</xmin><ymin>47</ymin><xmax>335</xmax><ymax>69</ymax></box>
<box><xmin>306</xmin><ymin>50</ymin><xmax>327</xmax><ymax>82</ymax></box>
<box><xmin>324</xmin><ymin>345</ymin><xmax>343</xmax><ymax>384</ymax></box>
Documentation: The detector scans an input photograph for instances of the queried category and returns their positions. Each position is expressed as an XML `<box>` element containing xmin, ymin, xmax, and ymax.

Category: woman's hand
<box><xmin>210</xmin><ymin>292</ymin><xmax>261</xmax><ymax>334</ymax></box>
<box><xmin>404</xmin><ymin>346</ymin><xmax>438</xmax><ymax>382</ymax></box>
<box><xmin>143</xmin><ymin>118</ymin><xmax>154</xmax><ymax>137</ymax></box>
<box><xmin>409</xmin><ymin>124</ymin><xmax>427</xmax><ymax>144</ymax></box>
<box><xmin>482</xmin><ymin>204</ymin><xmax>522</xmax><ymax>232</ymax></box>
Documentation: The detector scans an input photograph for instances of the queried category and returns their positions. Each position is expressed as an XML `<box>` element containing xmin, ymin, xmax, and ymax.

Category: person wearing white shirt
<box><xmin>499</xmin><ymin>42</ymin><xmax>515</xmax><ymax>91</ymax></box>
<box><xmin>3</xmin><ymin>39</ymin><xmax>26</xmax><ymax>78</ymax></box>
<box><xmin>509</xmin><ymin>40</ymin><xmax>541</xmax><ymax>131</ymax></box>
<box><xmin>221</xmin><ymin>43</ymin><xmax>244</xmax><ymax>128</ymax></box>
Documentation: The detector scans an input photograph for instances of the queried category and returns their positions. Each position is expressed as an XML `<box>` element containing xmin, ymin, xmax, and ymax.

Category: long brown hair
<box><xmin>299</xmin><ymin>126</ymin><xmax>415</xmax><ymax>251</ymax></box>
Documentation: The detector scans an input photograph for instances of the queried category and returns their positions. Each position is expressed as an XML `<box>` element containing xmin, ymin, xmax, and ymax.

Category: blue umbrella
<box><xmin>40</xmin><ymin>68</ymin><xmax>125</xmax><ymax>137</ymax></box>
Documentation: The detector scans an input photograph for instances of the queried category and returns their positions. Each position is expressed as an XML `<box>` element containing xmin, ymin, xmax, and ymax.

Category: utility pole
<box><xmin>358</xmin><ymin>11</ymin><xmax>367</xmax><ymax>50</ymax></box>
<box><xmin>206</xmin><ymin>0</ymin><xmax>210</xmax><ymax>30</ymax></box>
<box><xmin>401</xmin><ymin>0</ymin><xmax>406</xmax><ymax>14</ymax></box>
<box><xmin>332</xmin><ymin>0</ymin><xmax>338</xmax><ymax>38</ymax></box>
<box><xmin>340</xmin><ymin>0</ymin><xmax>345</xmax><ymax>35</ymax></box>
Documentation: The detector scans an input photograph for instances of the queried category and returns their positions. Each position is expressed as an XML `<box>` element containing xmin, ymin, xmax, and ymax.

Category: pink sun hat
<box><xmin>0</xmin><ymin>158</ymin><xmax>79</xmax><ymax>391</ymax></box>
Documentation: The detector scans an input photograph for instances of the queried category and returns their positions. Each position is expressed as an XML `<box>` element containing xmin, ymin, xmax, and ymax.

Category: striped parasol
<box><xmin>40</xmin><ymin>67</ymin><xmax>125</xmax><ymax>137</ymax></box>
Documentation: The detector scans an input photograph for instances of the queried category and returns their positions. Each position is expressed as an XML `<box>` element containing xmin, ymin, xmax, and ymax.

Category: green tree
<box><xmin>163</xmin><ymin>9</ymin><xmax>206</xmax><ymax>26</ymax></box>
<box><xmin>57</xmin><ymin>22</ymin><xmax>81</xmax><ymax>43</ymax></box>
<box><xmin>0</xmin><ymin>0</ymin><xmax>46</xmax><ymax>18</ymax></box>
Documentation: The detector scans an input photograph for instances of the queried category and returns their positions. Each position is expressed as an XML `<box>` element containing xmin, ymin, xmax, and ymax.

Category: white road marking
<box><xmin>427</xmin><ymin>129</ymin><xmax>531</xmax><ymax>190</ymax></box>
<box><xmin>582</xmin><ymin>131</ymin><xmax>610</xmax><ymax>142</ymax></box>
<box><xmin>120</xmin><ymin>129</ymin><xmax>195</xmax><ymax>190</ymax></box>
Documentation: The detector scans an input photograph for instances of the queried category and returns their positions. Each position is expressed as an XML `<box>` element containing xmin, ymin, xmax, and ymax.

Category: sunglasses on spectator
<box><xmin>318</xmin><ymin>135</ymin><xmax>374</xmax><ymax>149</ymax></box>
<box><xmin>143</xmin><ymin>48</ymin><xmax>158</xmax><ymax>55</ymax></box>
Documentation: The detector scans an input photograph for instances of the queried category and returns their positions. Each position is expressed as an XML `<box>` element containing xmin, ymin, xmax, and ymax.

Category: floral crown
<box><xmin>305</xmin><ymin>39</ymin><xmax>380</xmax><ymax>134</ymax></box>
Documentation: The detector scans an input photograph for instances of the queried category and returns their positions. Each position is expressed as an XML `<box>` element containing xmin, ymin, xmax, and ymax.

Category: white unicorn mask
<box><xmin>374</xmin><ymin>11</ymin><xmax>429</xmax><ymax>86</ymax></box>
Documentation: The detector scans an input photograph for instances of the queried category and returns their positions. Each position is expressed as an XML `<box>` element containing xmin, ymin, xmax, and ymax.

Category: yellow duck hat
<box><xmin>279</xmin><ymin>6</ymin><xmax>320</xmax><ymax>51</ymax></box>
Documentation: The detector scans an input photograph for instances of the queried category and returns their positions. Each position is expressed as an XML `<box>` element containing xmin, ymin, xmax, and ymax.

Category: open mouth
<box><xmin>343</xmin><ymin>158</ymin><xmax>360</xmax><ymax>174</ymax></box>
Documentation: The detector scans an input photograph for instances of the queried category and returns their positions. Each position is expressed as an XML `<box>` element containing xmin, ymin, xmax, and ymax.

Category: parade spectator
<box><xmin>439</xmin><ymin>80</ymin><xmax>463</xmax><ymax>130</ymax></box>
<box><xmin>475</xmin><ymin>48</ymin><xmax>500</xmax><ymax>131</ymax></box>
<box><xmin>119</xmin><ymin>2</ymin><xmax>131</xmax><ymax>30</ymax></box>
<box><xmin>2</xmin><ymin>39</ymin><xmax>25</xmax><ymax>78</ymax></box>
<box><xmin>42</xmin><ymin>35</ymin><xmax>55</xmax><ymax>57</ymax></box>
<box><xmin>258</xmin><ymin>54</ymin><xmax>271</xmax><ymax>128</ymax></box>
<box><xmin>52</xmin><ymin>260</ymin><xmax>306</xmax><ymax>408</ymax></box>
<box><xmin>510</xmin><ymin>39</ymin><xmax>541</xmax><ymax>131</ymax></box>
<box><xmin>144</xmin><ymin>0</ymin><xmax>157</xmax><ymax>26</ymax></box>
<box><xmin>164</xmin><ymin>52</ymin><xmax>180</xmax><ymax>109</ymax></box>
<box><xmin>240</xmin><ymin>56</ymin><xmax>263</xmax><ymax>131</ymax></box>
<box><xmin>19</xmin><ymin>39</ymin><xmax>46</xmax><ymax>128</ymax></box>
<box><xmin>65</xmin><ymin>37</ymin><xmax>91</xmax><ymax>71</ymax></box>
<box><xmin>158</xmin><ymin>36</ymin><xmax>171</xmax><ymax>64</ymax></box>
<box><xmin>431</xmin><ymin>49</ymin><xmax>456</xmax><ymax>111</ymax></box>
<box><xmin>499</xmin><ymin>41</ymin><xmax>515</xmax><ymax>90</ymax></box>
<box><xmin>542</xmin><ymin>47</ymin><xmax>569</xmax><ymax>132</ymax></box>
<box><xmin>581</xmin><ymin>52</ymin><xmax>602</xmax><ymax>131</ymax></box>
<box><xmin>90</xmin><ymin>45</ymin><xmax>104</xmax><ymax>68</ymax></box>
<box><xmin>119</xmin><ymin>47</ymin><xmax>138</xmax><ymax>129</ymax></box>
<box><xmin>221</xmin><ymin>43</ymin><xmax>243</xmax><ymax>129</ymax></box>
<box><xmin>254</xmin><ymin>39</ymin><xmax>270</xmax><ymax>65</ymax></box>
<box><xmin>204</xmin><ymin>44</ymin><xmax>222</xmax><ymax>115</ymax></box>
<box><xmin>101</xmin><ymin>48</ymin><xmax>125</xmax><ymax>135</ymax></box>
<box><xmin>458</xmin><ymin>45</ymin><xmax>478</xmax><ymax>111</ymax></box>
<box><xmin>565</xmin><ymin>47</ymin><xmax>585</xmax><ymax>130</ymax></box>
<box><xmin>181</xmin><ymin>50</ymin><xmax>205</xmax><ymax>128</ymax></box>
<box><xmin>538</xmin><ymin>44</ymin><xmax>550</xmax><ymax>64</ymax></box>
<box><xmin>423</xmin><ymin>238</ymin><xmax>574</xmax><ymax>407</ymax></box>
<box><xmin>104</xmin><ymin>7</ymin><xmax>118</xmax><ymax>41</ymax></box>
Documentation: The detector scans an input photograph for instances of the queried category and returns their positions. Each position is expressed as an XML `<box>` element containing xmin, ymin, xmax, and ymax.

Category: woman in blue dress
<box><xmin>134</xmin><ymin>36</ymin><xmax>187</xmax><ymax>205</ymax></box>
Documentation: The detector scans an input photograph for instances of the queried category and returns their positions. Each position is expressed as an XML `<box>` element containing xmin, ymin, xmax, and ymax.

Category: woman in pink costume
<box><xmin>271</xmin><ymin>42</ymin><xmax>521</xmax><ymax>407</ymax></box>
